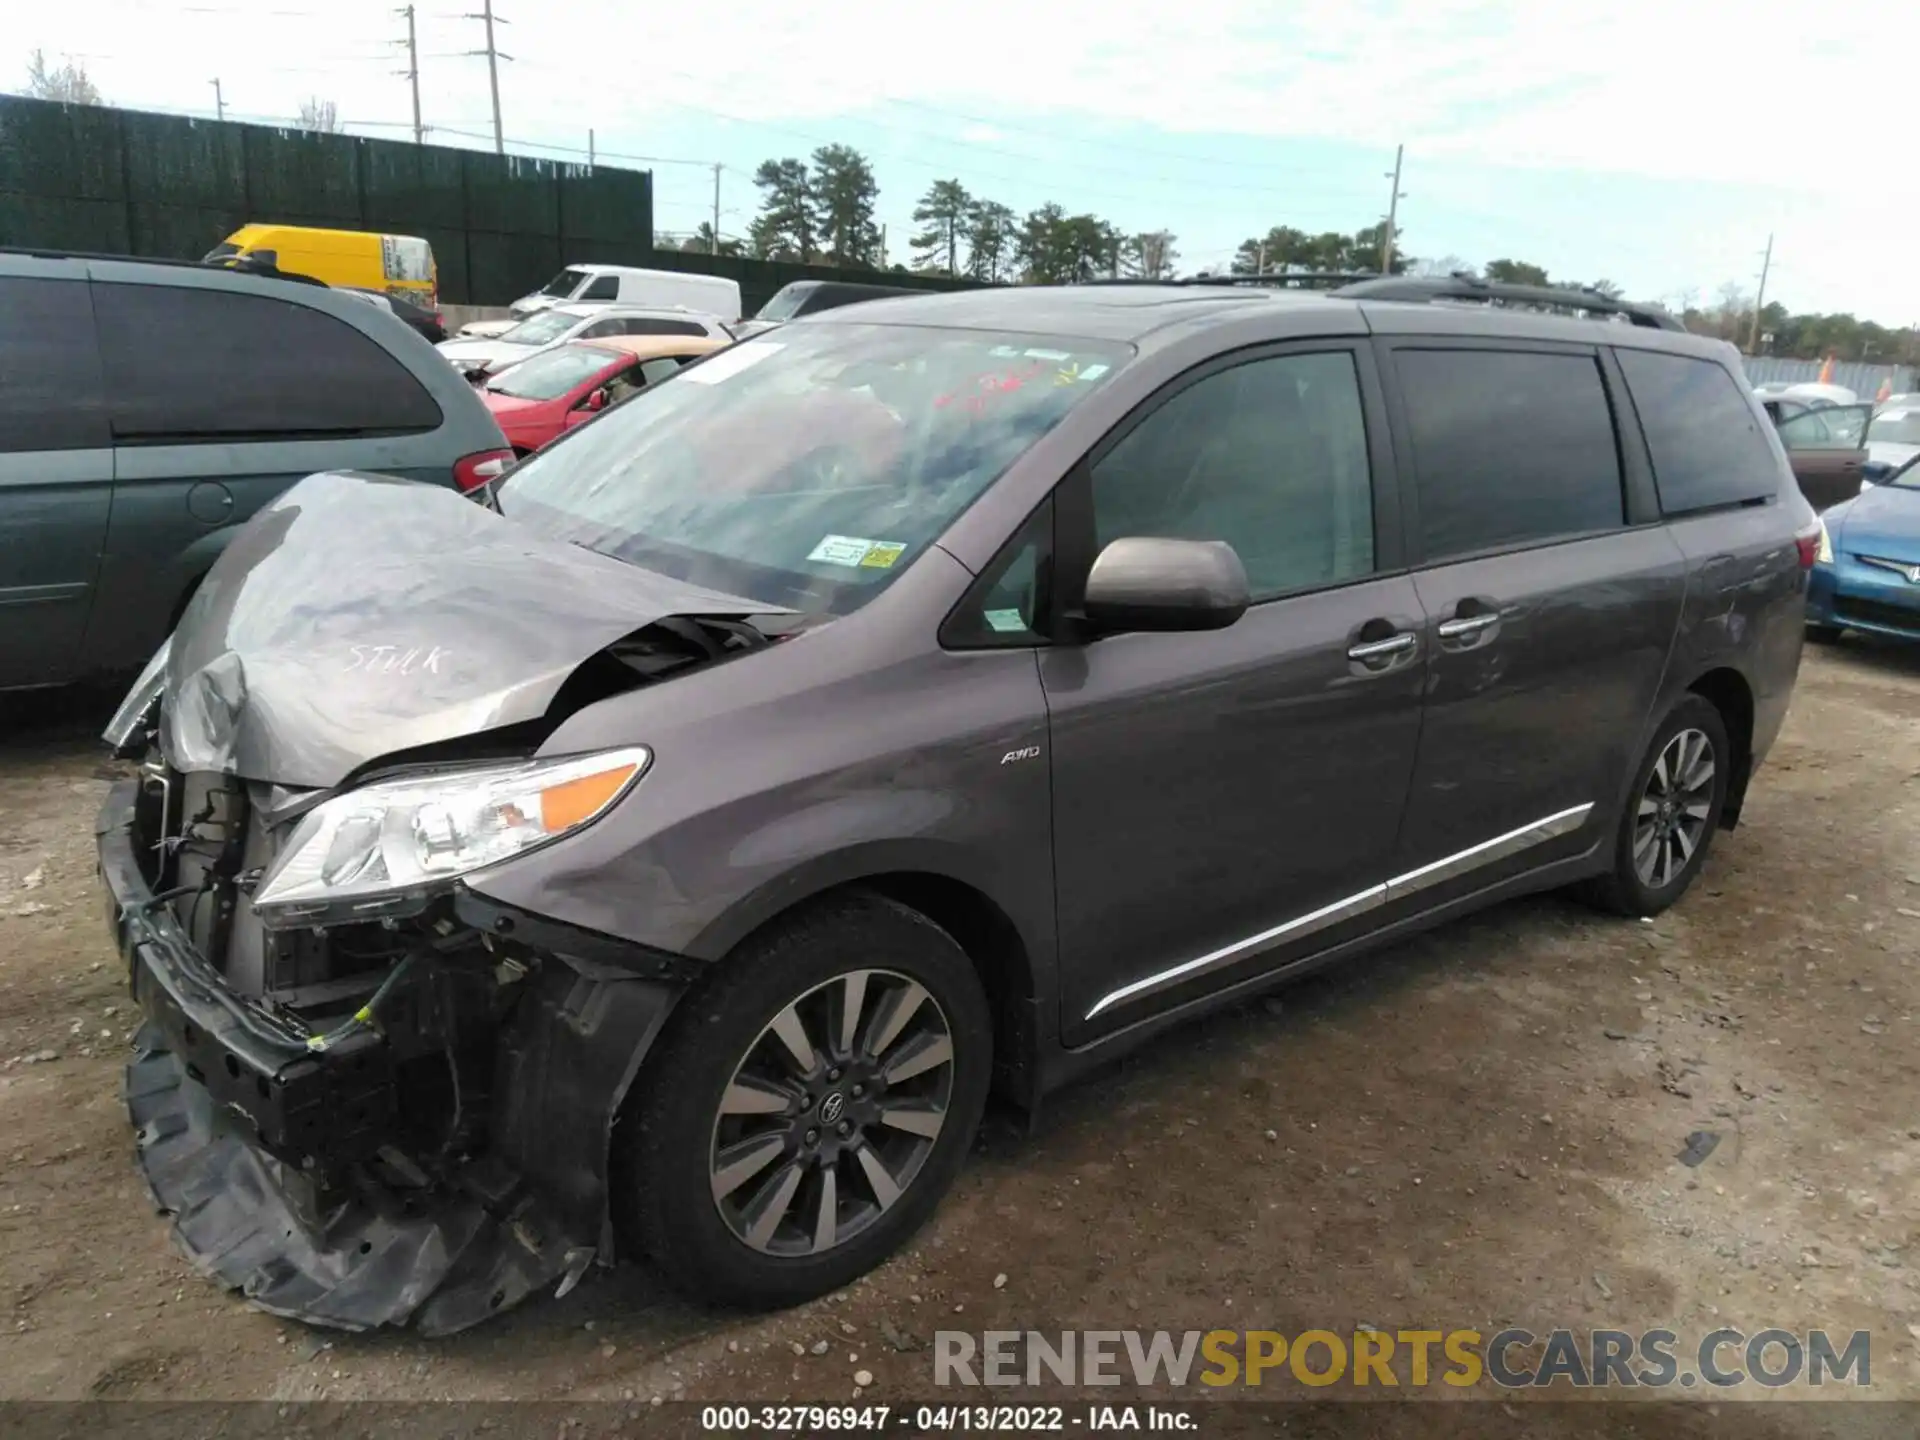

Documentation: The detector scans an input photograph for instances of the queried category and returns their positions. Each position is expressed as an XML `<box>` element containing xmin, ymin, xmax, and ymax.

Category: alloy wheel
<box><xmin>709</xmin><ymin>969</ymin><xmax>955</xmax><ymax>1257</ymax></box>
<box><xmin>1633</xmin><ymin>727</ymin><xmax>1716</xmax><ymax>890</ymax></box>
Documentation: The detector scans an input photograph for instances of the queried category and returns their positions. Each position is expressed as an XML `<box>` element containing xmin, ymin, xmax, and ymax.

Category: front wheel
<box><xmin>615</xmin><ymin>892</ymin><xmax>992</xmax><ymax>1308</ymax></box>
<box><xmin>1581</xmin><ymin>695</ymin><xmax>1731</xmax><ymax>917</ymax></box>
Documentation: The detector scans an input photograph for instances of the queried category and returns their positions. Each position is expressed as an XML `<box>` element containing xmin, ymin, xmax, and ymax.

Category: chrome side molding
<box><xmin>1084</xmin><ymin>802</ymin><xmax>1595</xmax><ymax>1021</ymax></box>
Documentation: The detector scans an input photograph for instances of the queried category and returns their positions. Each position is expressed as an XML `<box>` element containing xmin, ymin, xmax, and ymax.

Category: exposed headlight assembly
<box><xmin>251</xmin><ymin>746</ymin><xmax>650</xmax><ymax>927</ymax></box>
<box><xmin>1817</xmin><ymin>517</ymin><xmax>1834</xmax><ymax>565</ymax></box>
<box><xmin>103</xmin><ymin>638</ymin><xmax>172</xmax><ymax>756</ymax></box>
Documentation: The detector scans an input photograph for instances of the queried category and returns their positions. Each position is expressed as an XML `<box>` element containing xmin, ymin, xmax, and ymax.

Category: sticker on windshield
<box><xmin>681</xmin><ymin>341</ymin><xmax>784</xmax><ymax>385</ymax></box>
<box><xmin>807</xmin><ymin>534</ymin><xmax>908</xmax><ymax>569</ymax></box>
<box><xmin>984</xmin><ymin>608</ymin><xmax>1029</xmax><ymax>632</ymax></box>
<box><xmin>1023</xmin><ymin>348</ymin><xmax>1071</xmax><ymax>361</ymax></box>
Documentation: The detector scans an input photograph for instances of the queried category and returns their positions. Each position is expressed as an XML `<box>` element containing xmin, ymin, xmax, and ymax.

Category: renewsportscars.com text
<box><xmin>933</xmin><ymin>1327</ymin><xmax>1871</xmax><ymax>1390</ymax></box>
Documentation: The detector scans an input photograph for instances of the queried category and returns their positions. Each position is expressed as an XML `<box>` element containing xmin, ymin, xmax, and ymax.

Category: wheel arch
<box><xmin>688</xmin><ymin>848</ymin><xmax>1048</xmax><ymax>1107</ymax></box>
<box><xmin>1684</xmin><ymin>665</ymin><xmax>1756</xmax><ymax>827</ymax></box>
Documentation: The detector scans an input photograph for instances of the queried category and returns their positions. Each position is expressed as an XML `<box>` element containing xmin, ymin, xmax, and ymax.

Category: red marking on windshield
<box><xmin>934</xmin><ymin>360</ymin><xmax>1049</xmax><ymax>416</ymax></box>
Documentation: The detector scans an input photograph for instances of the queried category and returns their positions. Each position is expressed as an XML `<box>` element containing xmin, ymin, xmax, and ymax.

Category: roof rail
<box><xmin>0</xmin><ymin>245</ymin><xmax>329</xmax><ymax>289</ymax></box>
<box><xmin>1335</xmin><ymin>272</ymin><xmax>1685</xmax><ymax>332</ymax></box>
<box><xmin>1079</xmin><ymin>271</ymin><xmax>1379</xmax><ymax>292</ymax></box>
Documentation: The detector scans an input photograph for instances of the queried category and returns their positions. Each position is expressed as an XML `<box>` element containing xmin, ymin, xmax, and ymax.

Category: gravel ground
<box><xmin>1</xmin><ymin>644</ymin><xmax>1916</xmax><ymax>1431</ymax></box>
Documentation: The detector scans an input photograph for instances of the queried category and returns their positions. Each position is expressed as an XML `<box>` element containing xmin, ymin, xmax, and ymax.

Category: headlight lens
<box><xmin>1817</xmin><ymin>517</ymin><xmax>1834</xmax><ymax>565</ymax></box>
<box><xmin>252</xmin><ymin>746</ymin><xmax>649</xmax><ymax>925</ymax></box>
<box><xmin>103</xmin><ymin>638</ymin><xmax>172</xmax><ymax>754</ymax></box>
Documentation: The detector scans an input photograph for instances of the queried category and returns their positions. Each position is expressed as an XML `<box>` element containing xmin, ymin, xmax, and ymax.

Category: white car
<box><xmin>509</xmin><ymin>264</ymin><xmax>741</xmax><ymax>321</ymax></box>
<box><xmin>1864</xmin><ymin>406</ymin><xmax>1920</xmax><ymax>481</ymax></box>
<box><xmin>435</xmin><ymin>303</ymin><xmax>733</xmax><ymax>380</ymax></box>
<box><xmin>1781</xmin><ymin>381</ymin><xmax>1859</xmax><ymax>408</ymax></box>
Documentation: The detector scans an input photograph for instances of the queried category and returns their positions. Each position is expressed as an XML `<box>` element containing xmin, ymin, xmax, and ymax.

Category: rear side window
<box><xmin>1615</xmin><ymin>350</ymin><xmax>1780</xmax><ymax>515</ymax></box>
<box><xmin>1395</xmin><ymin>348</ymin><xmax>1624</xmax><ymax>561</ymax></box>
<box><xmin>580</xmin><ymin>274</ymin><xmax>620</xmax><ymax>301</ymax></box>
<box><xmin>637</xmin><ymin>357</ymin><xmax>685</xmax><ymax>384</ymax></box>
<box><xmin>0</xmin><ymin>276</ymin><xmax>109</xmax><ymax>452</ymax></box>
<box><xmin>93</xmin><ymin>283</ymin><xmax>442</xmax><ymax>441</ymax></box>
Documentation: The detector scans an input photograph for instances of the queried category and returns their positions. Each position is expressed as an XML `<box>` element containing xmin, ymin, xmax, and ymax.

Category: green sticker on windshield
<box><xmin>984</xmin><ymin>608</ymin><xmax>1029</xmax><ymax>632</ymax></box>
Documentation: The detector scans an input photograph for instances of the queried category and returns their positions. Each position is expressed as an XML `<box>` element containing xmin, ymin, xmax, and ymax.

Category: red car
<box><xmin>479</xmin><ymin>333</ymin><xmax>727</xmax><ymax>454</ymax></box>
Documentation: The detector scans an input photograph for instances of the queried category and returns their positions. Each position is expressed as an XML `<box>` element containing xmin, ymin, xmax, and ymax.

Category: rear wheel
<box><xmin>615</xmin><ymin>892</ymin><xmax>992</xmax><ymax>1308</ymax></box>
<box><xmin>1581</xmin><ymin>695</ymin><xmax>1730</xmax><ymax>917</ymax></box>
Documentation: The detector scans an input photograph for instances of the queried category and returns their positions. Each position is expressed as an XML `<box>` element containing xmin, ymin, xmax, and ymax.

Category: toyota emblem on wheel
<box><xmin>819</xmin><ymin>1092</ymin><xmax>846</xmax><ymax>1124</ymax></box>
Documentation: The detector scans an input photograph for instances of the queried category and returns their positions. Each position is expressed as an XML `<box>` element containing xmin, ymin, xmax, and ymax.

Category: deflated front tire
<box><xmin>614</xmin><ymin>891</ymin><xmax>992</xmax><ymax>1308</ymax></box>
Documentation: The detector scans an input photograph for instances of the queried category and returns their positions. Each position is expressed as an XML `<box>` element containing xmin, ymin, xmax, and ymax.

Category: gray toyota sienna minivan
<box><xmin>98</xmin><ymin>276</ymin><xmax>1817</xmax><ymax>1332</ymax></box>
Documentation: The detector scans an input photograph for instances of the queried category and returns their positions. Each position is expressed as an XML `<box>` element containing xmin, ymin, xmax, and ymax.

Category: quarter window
<box><xmin>1615</xmin><ymin>349</ymin><xmax>1781</xmax><ymax>515</ymax></box>
<box><xmin>92</xmin><ymin>283</ymin><xmax>442</xmax><ymax>440</ymax></box>
<box><xmin>1088</xmin><ymin>352</ymin><xmax>1375</xmax><ymax>602</ymax></box>
<box><xmin>1395</xmin><ymin>348</ymin><xmax>1624</xmax><ymax>560</ymax></box>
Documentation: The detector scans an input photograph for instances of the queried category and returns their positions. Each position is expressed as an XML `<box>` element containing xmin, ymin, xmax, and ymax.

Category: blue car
<box><xmin>1808</xmin><ymin>457</ymin><xmax>1920</xmax><ymax>641</ymax></box>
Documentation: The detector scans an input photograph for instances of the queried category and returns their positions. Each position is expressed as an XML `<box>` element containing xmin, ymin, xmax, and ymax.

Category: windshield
<box><xmin>487</xmin><ymin>344</ymin><xmax>618</xmax><ymax>401</ymax></box>
<box><xmin>1868</xmin><ymin>412</ymin><xmax>1920</xmax><ymax>446</ymax></box>
<box><xmin>497</xmin><ymin>323</ymin><xmax>1129</xmax><ymax>614</ymax></box>
<box><xmin>755</xmin><ymin>283</ymin><xmax>816</xmax><ymax>322</ymax></box>
<box><xmin>539</xmin><ymin>267</ymin><xmax>587</xmax><ymax>299</ymax></box>
<box><xmin>499</xmin><ymin>309</ymin><xmax>584</xmax><ymax>346</ymax></box>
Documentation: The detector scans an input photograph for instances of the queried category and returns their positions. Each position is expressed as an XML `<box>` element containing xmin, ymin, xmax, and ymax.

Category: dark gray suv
<box><xmin>97</xmin><ymin>277</ymin><xmax>1817</xmax><ymax>1333</ymax></box>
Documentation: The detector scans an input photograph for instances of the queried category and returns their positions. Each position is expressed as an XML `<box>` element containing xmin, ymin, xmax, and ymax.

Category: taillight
<box><xmin>452</xmin><ymin>448</ymin><xmax>515</xmax><ymax>494</ymax></box>
<box><xmin>1794</xmin><ymin>518</ymin><xmax>1829</xmax><ymax>570</ymax></box>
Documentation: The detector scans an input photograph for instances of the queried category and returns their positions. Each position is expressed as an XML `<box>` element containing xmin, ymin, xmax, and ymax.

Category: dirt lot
<box><xmin>1</xmin><ymin>646</ymin><xmax>1916</xmax><ymax>1427</ymax></box>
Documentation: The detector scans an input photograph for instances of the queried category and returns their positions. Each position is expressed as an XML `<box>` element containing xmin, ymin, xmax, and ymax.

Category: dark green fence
<box><xmin>0</xmin><ymin>94</ymin><xmax>648</xmax><ymax>304</ymax></box>
<box><xmin>0</xmin><ymin>95</ymin><xmax>982</xmax><ymax>310</ymax></box>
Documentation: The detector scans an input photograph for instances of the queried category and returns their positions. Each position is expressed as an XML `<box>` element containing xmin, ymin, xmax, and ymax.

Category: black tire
<box><xmin>1806</xmin><ymin>623</ymin><xmax>1843</xmax><ymax>644</ymax></box>
<box><xmin>614</xmin><ymin>891</ymin><xmax>992</xmax><ymax>1309</ymax></box>
<box><xmin>1581</xmin><ymin>694</ymin><xmax>1731</xmax><ymax>917</ymax></box>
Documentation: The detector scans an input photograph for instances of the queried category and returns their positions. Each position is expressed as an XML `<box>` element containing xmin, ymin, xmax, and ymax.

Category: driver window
<box><xmin>1090</xmin><ymin>352</ymin><xmax>1374</xmax><ymax>602</ymax></box>
<box><xmin>1775</xmin><ymin>409</ymin><xmax>1835</xmax><ymax>450</ymax></box>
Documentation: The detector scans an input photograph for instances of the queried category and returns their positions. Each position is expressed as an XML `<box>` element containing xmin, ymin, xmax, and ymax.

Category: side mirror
<box><xmin>1082</xmin><ymin>537</ymin><xmax>1249</xmax><ymax>635</ymax></box>
<box><xmin>585</xmin><ymin>388</ymin><xmax>608</xmax><ymax>413</ymax></box>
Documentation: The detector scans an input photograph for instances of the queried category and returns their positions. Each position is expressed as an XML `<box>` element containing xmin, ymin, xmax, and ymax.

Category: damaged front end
<box><xmin>89</xmin><ymin>473</ymin><xmax>813</xmax><ymax>1333</ymax></box>
<box><xmin>99</xmin><ymin>761</ymin><xmax>697</xmax><ymax>1334</ymax></box>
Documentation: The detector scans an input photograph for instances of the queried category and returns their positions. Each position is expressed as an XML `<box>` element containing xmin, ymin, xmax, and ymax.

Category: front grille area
<box><xmin>1834</xmin><ymin>596</ymin><xmax>1920</xmax><ymax>635</ymax></box>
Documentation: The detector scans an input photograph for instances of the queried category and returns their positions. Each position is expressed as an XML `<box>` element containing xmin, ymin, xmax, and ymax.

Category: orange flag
<box><xmin>1818</xmin><ymin>354</ymin><xmax>1836</xmax><ymax>384</ymax></box>
<box><xmin>1877</xmin><ymin>376</ymin><xmax>1893</xmax><ymax>402</ymax></box>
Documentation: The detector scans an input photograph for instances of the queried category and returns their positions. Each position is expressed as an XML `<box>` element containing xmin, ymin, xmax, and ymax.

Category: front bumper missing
<box><xmin>97</xmin><ymin>779</ymin><xmax>685</xmax><ymax>1334</ymax></box>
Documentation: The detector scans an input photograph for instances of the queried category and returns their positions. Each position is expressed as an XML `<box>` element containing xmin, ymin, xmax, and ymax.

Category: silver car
<box><xmin>436</xmin><ymin>302</ymin><xmax>733</xmax><ymax>380</ymax></box>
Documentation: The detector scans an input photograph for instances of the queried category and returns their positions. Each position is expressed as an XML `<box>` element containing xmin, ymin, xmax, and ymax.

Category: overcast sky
<box><xmin>13</xmin><ymin>0</ymin><xmax>1919</xmax><ymax>324</ymax></box>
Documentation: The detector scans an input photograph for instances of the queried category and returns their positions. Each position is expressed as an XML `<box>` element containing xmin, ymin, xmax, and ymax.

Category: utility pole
<box><xmin>1380</xmin><ymin>143</ymin><xmax>1406</xmax><ymax>274</ymax></box>
<box><xmin>465</xmin><ymin>0</ymin><xmax>511</xmax><ymax>155</ymax></box>
<box><xmin>587</xmin><ymin>128</ymin><xmax>595</xmax><ymax>171</ymax></box>
<box><xmin>210</xmin><ymin>77</ymin><xmax>225</xmax><ymax>123</ymax></box>
<box><xmin>396</xmin><ymin>5</ymin><xmax>423</xmax><ymax>144</ymax></box>
<box><xmin>1256</xmin><ymin>238</ymin><xmax>1266</xmax><ymax>276</ymax></box>
<box><xmin>1748</xmin><ymin>233</ymin><xmax>1774</xmax><ymax>355</ymax></box>
<box><xmin>711</xmin><ymin>163</ymin><xmax>721</xmax><ymax>254</ymax></box>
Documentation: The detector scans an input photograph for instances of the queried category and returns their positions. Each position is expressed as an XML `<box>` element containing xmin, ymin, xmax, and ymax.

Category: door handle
<box><xmin>1347</xmin><ymin>631</ymin><xmax>1417</xmax><ymax>662</ymax></box>
<box><xmin>1436</xmin><ymin>611</ymin><xmax>1500</xmax><ymax>640</ymax></box>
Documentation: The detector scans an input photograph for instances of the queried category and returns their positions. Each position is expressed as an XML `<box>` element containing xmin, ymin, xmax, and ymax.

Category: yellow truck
<box><xmin>204</xmin><ymin>224</ymin><xmax>437</xmax><ymax>305</ymax></box>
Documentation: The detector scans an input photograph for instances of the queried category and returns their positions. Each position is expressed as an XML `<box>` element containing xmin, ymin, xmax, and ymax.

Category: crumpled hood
<box><xmin>163</xmin><ymin>470</ymin><xmax>775</xmax><ymax>788</ymax></box>
<box><xmin>1833</xmin><ymin>483</ymin><xmax>1920</xmax><ymax>558</ymax></box>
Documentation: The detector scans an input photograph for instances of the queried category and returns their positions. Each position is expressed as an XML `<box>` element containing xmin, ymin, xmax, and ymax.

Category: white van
<box><xmin>510</xmin><ymin>264</ymin><xmax>741</xmax><ymax>322</ymax></box>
